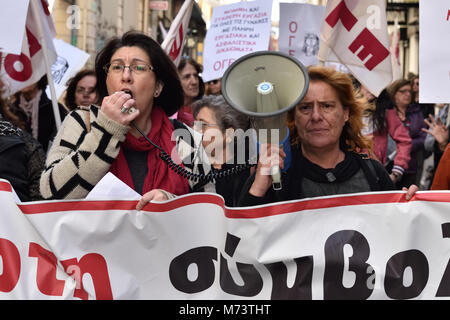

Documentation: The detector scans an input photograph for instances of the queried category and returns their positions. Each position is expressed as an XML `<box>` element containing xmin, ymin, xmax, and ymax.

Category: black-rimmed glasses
<box><xmin>103</xmin><ymin>63</ymin><xmax>155</xmax><ymax>75</ymax></box>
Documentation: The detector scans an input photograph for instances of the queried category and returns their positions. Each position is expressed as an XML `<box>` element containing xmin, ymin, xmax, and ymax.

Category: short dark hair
<box><xmin>64</xmin><ymin>69</ymin><xmax>97</xmax><ymax>110</ymax></box>
<box><xmin>95</xmin><ymin>31</ymin><xmax>183</xmax><ymax>116</ymax></box>
<box><xmin>178</xmin><ymin>57</ymin><xmax>205</xmax><ymax>100</ymax></box>
<box><xmin>191</xmin><ymin>95</ymin><xmax>251</xmax><ymax>132</ymax></box>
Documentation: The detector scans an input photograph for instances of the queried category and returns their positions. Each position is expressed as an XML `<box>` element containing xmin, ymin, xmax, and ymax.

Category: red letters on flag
<box><xmin>161</xmin><ymin>0</ymin><xmax>194</xmax><ymax>66</ymax></box>
<box><xmin>349</xmin><ymin>28</ymin><xmax>390</xmax><ymax>71</ymax></box>
<box><xmin>169</xmin><ymin>24</ymin><xmax>184</xmax><ymax>62</ymax></box>
<box><xmin>319</xmin><ymin>0</ymin><xmax>393</xmax><ymax>96</ymax></box>
<box><xmin>0</xmin><ymin>0</ymin><xmax>56</xmax><ymax>97</ymax></box>
<box><xmin>325</xmin><ymin>0</ymin><xmax>357</xmax><ymax>31</ymax></box>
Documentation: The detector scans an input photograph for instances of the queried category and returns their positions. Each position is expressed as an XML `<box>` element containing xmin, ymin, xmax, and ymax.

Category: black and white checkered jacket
<box><xmin>40</xmin><ymin>105</ymin><xmax>215</xmax><ymax>200</ymax></box>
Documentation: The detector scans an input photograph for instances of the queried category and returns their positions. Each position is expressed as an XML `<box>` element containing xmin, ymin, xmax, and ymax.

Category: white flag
<box><xmin>318</xmin><ymin>0</ymin><xmax>392</xmax><ymax>96</ymax></box>
<box><xmin>1</xmin><ymin>0</ymin><xmax>57</xmax><ymax>96</ymax></box>
<box><xmin>161</xmin><ymin>0</ymin><xmax>194</xmax><ymax>67</ymax></box>
<box><xmin>390</xmin><ymin>14</ymin><xmax>402</xmax><ymax>81</ymax></box>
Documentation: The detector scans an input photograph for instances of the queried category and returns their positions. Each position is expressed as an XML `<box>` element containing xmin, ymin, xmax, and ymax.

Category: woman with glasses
<box><xmin>238</xmin><ymin>66</ymin><xmax>418</xmax><ymax>206</ymax></box>
<box><xmin>387</xmin><ymin>79</ymin><xmax>427</xmax><ymax>189</ymax></box>
<box><xmin>64</xmin><ymin>69</ymin><xmax>99</xmax><ymax>111</ymax></box>
<box><xmin>40</xmin><ymin>31</ymin><xmax>210</xmax><ymax>207</ymax></box>
<box><xmin>354</xmin><ymin>79</ymin><xmax>412</xmax><ymax>186</ymax></box>
<box><xmin>191</xmin><ymin>95</ymin><xmax>254</xmax><ymax>206</ymax></box>
<box><xmin>205</xmin><ymin>78</ymin><xmax>222</xmax><ymax>96</ymax></box>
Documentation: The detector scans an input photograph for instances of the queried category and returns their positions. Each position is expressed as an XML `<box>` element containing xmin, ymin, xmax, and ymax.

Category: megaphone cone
<box><xmin>222</xmin><ymin>51</ymin><xmax>309</xmax><ymax>190</ymax></box>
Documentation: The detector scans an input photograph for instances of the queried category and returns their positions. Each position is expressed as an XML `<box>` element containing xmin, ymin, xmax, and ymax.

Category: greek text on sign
<box><xmin>202</xmin><ymin>0</ymin><xmax>272</xmax><ymax>82</ymax></box>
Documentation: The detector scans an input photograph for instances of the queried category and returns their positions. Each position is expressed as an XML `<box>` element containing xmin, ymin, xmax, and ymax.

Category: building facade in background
<box><xmin>51</xmin><ymin>0</ymin><xmax>205</xmax><ymax>67</ymax></box>
<box><xmin>49</xmin><ymin>0</ymin><xmax>418</xmax><ymax>78</ymax></box>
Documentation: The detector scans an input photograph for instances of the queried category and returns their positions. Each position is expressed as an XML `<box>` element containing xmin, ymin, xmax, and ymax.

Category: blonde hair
<box><xmin>287</xmin><ymin>66</ymin><xmax>372</xmax><ymax>153</ymax></box>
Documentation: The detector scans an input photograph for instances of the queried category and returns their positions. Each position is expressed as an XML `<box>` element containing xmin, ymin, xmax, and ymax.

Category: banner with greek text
<box><xmin>1</xmin><ymin>179</ymin><xmax>450</xmax><ymax>300</ymax></box>
<box><xmin>202</xmin><ymin>0</ymin><xmax>272</xmax><ymax>82</ymax></box>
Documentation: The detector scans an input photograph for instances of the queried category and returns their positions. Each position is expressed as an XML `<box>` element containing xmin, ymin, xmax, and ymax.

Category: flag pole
<box><xmin>30</xmin><ymin>0</ymin><xmax>61</xmax><ymax>129</ymax></box>
<box><xmin>161</xmin><ymin>0</ymin><xmax>194</xmax><ymax>53</ymax></box>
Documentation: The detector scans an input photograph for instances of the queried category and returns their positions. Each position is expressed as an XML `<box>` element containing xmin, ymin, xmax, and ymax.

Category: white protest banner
<box><xmin>45</xmin><ymin>38</ymin><xmax>90</xmax><ymax>100</ymax></box>
<box><xmin>278</xmin><ymin>3</ymin><xmax>325</xmax><ymax>67</ymax></box>
<box><xmin>202</xmin><ymin>0</ymin><xmax>272</xmax><ymax>82</ymax></box>
<box><xmin>1</xmin><ymin>179</ymin><xmax>450</xmax><ymax>300</ymax></box>
<box><xmin>161</xmin><ymin>0</ymin><xmax>194</xmax><ymax>67</ymax></box>
<box><xmin>419</xmin><ymin>1</ymin><xmax>450</xmax><ymax>103</ymax></box>
<box><xmin>0</xmin><ymin>0</ymin><xmax>57</xmax><ymax>97</ymax></box>
<box><xmin>318</xmin><ymin>0</ymin><xmax>392</xmax><ymax>96</ymax></box>
<box><xmin>0</xmin><ymin>0</ymin><xmax>29</xmax><ymax>55</ymax></box>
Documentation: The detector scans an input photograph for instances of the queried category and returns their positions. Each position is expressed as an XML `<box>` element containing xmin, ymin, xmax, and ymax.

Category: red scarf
<box><xmin>109</xmin><ymin>106</ymin><xmax>189</xmax><ymax>195</ymax></box>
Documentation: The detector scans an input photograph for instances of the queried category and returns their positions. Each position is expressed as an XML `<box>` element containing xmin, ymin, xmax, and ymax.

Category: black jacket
<box><xmin>0</xmin><ymin>120</ymin><xmax>45</xmax><ymax>201</ymax></box>
<box><xmin>238</xmin><ymin>144</ymin><xmax>395</xmax><ymax>207</ymax></box>
<box><xmin>11</xmin><ymin>92</ymin><xmax>67</xmax><ymax>152</ymax></box>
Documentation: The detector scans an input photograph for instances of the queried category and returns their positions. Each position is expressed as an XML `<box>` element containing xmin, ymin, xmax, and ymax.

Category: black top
<box><xmin>11</xmin><ymin>92</ymin><xmax>67</xmax><ymax>152</ymax></box>
<box><xmin>212</xmin><ymin>163</ymin><xmax>251</xmax><ymax>207</ymax></box>
<box><xmin>0</xmin><ymin>120</ymin><xmax>45</xmax><ymax>202</ymax></box>
<box><xmin>123</xmin><ymin>148</ymin><xmax>148</xmax><ymax>195</ymax></box>
<box><xmin>238</xmin><ymin>144</ymin><xmax>395</xmax><ymax>207</ymax></box>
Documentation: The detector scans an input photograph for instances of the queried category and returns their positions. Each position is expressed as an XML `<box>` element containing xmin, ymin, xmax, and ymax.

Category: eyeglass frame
<box><xmin>206</xmin><ymin>79</ymin><xmax>220</xmax><ymax>85</ymax></box>
<box><xmin>193</xmin><ymin>120</ymin><xmax>221</xmax><ymax>132</ymax></box>
<box><xmin>397</xmin><ymin>89</ymin><xmax>411</xmax><ymax>94</ymax></box>
<box><xmin>103</xmin><ymin>62</ymin><xmax>155</xmax><ymax>75</ymax></box>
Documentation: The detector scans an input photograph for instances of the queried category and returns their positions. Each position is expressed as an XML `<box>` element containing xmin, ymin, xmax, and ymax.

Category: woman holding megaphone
<box><xmin>238</xmin><ymin>66</ymin><xmax>418</xmax><ymax>206</ymax></box>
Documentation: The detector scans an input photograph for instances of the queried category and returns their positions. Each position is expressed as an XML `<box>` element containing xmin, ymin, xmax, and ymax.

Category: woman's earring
<box><xmin>154</xmin><ymin>91</ymin><xmax>159</xmax><ymax>98</ymax></box>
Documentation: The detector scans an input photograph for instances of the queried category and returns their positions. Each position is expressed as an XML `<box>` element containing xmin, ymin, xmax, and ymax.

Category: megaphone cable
<box><xmin>131</xmin><ymin>121</ymin><xmax>256</xmax><ymax>183</ymax></box>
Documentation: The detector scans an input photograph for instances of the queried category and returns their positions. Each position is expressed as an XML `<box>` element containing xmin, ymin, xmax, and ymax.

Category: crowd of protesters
<box><xmin>0</xmin><ymin>31</ymin><xmax>448</xmax><ymax>205</ymax></box>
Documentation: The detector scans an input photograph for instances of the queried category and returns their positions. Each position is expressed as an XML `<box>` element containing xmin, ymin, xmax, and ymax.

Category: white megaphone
<box><xmin>221</xmin><ymin>51</ymin><xmax>309</xmax><ymax>190</ymax></box>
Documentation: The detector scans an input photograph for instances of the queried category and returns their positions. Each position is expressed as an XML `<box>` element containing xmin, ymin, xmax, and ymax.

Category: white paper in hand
<box><xmin>85</xmin><ymin>172</ymin><xmax>141</xmax><ymax>200</ymax></box>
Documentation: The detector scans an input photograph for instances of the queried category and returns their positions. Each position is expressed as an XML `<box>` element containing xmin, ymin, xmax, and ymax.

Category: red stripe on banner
<box><xmin>18</xmin><ymin>194</ymin><xmax>225</xmax><ymax>215</ymax></box>
<box><xmin>224</xmin><ymin>192</ymin><xmax>450</xmax><ymax>219</ymax></box>
<box><xmin>141</xmin><ymin>194</ymin><xmax>225</xmax><ymax>212</ymax></box>
<box><xmin>0</xmin><ymin>181</ymin><xmax>12</xmax><ymax>192</ymax></box>
<box><xmin>19</xmin><ymin>200</ymin><xmax>138</xmax><ymax>214</ymax></box>
<box><xmin>14</xmin><ymin>191</ymin><xmax>450</xmax><ymax>218</ymax></box>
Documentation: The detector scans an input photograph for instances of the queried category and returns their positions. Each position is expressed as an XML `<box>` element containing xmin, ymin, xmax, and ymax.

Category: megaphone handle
<box><xmin>271</xmin><ymin>165</ymin><xmax>282</xmax><ymax>190</ymax></box>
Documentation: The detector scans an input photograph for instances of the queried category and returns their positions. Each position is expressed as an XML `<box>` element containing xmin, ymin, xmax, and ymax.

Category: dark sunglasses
<box><xmin>207</xmin><ymin>79</ymin><xmax>220</xmax><ymax>85</ymax></box>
